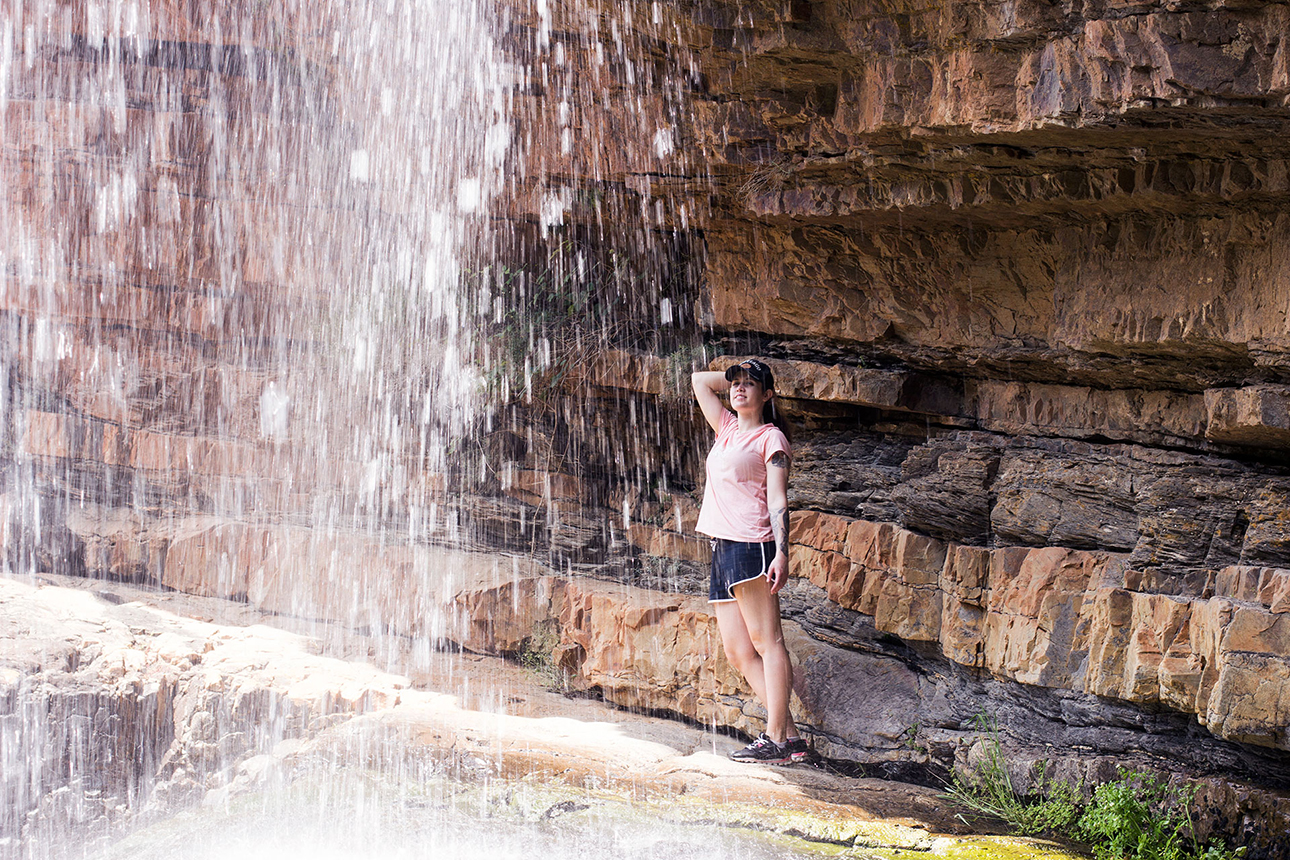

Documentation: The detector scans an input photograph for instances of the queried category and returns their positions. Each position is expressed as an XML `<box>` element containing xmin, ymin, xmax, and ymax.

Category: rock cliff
<box><xmin>6</xmin><ymin>0</ymin><xmax>1290</xmax><ymax>855</ymax></box>
<box><xmin>489</xmin><ymin>1</ymin><xmax>1290</xmax><ymax>852</ymax></box>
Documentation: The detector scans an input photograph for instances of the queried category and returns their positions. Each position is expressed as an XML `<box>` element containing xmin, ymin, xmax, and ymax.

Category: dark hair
<box><xmin>726</xmin><ymin>359</ymin><xmax>793</xmax><ymax>443</ymax></box>
<box><xmin>763</xmin><ymin>395</ymin><xmax>793</xmax><ymax>444</ymax></box>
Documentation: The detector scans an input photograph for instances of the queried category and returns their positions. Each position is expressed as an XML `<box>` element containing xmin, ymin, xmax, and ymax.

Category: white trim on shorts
<box><xmin>709</xmin><ymin>570</ymin><xmax>768</xmax><ymax>604</ymax></box>
<box><xmin>709</xmin><ymin>545</ymin><xmax>772</xmax><ymax>604</ymax></box>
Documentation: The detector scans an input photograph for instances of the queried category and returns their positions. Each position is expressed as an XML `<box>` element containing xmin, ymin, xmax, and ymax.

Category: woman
<box><xmin>692</xmin><ymin>358</ymin><xmax>810</xmax><ymax>764</ymax></box>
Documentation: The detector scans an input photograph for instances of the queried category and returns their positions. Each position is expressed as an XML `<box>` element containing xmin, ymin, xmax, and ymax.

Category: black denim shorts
<box><xmin>708</xmin><ymin>538</ymin><xmax>776</xmax><ymax>603</ymax></box>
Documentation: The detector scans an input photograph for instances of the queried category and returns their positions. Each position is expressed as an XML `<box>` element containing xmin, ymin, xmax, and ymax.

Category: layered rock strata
<box><xmin>128</xmin><ymin>514</ymin><xmax>1290</xmax><ymax>852</ymax></box>
<box><xmin>8</xmin><ymin>0</ymin><xmax>1290</xmax><ymax>856</ymax></box>
<box><xmin>494</xmin><ymin>1</ymin><xmax>1290</xmax><ymax>854</ymax></box>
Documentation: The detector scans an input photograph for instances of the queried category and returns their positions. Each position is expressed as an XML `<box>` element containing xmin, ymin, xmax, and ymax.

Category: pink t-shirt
<box><xmin>695</xmin><ymin>410</ymin><xmax>790</xmax><ymax>542</ymax></box>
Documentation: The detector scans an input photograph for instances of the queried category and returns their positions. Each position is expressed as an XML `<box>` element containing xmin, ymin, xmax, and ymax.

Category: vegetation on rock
<box><xmin>946</xmin><ymin>720</ymin><xmax>1247</xmax><ymax>860</ymax></box>
<box><xmin>1077</xmin><ymin>770</ymin><xmax>1246</xmax><ymax>860</ymax></box>
<box><xmin>942</xmin><ymin>715</ymin><xmax>1081</xmax><ymax>839</ymax></box>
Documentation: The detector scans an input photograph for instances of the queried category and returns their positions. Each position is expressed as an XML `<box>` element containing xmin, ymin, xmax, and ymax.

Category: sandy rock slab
<box><xmin>0</xmin><ymin>572</ymin><xmax>1076</xmax><ymax>860</ymax></box>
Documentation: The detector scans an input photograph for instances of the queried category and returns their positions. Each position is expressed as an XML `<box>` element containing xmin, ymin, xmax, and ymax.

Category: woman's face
<box><xmin>728</xmin><ymin>372</ymin><xmax>772</xmax><ymax>413</ymax></box>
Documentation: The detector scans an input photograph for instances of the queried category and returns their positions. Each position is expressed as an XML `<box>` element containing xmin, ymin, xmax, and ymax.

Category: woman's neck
<box><xmin>734</xmin><ymin>409</ymin><xmax>765</xmax><ymax>433</ymax></box>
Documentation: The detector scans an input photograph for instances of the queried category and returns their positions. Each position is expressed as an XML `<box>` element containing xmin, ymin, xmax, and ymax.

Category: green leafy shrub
<box><xmin>1077</xmin><ymin>770</ymin><xmax>1189</xmax><ymax>860</ymax></box>
<box><xmin>946</xmin><ymin>722</ymin><xmax>1247</xmax><ymax>860</ymax></box>
<box><xmin>942</xmin><ymin>715</ymin><xmax>1081</xmax><ymax>838</ymax></box>
<box><xmin>1076</xmin><ymin>768</ymin><xmax>1246</xmax><ymax>860</ymax></box>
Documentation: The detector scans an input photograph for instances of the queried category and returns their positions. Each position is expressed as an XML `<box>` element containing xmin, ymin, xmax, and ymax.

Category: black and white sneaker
<box><xmin>783</xmin><ymin>737</ymin><xmax>820</xmax><ymax>765</ymax></box>
<box><xmin>728</xmin><ymin>733</ymin><xmax>792</xmax><ymax>764</ymax></box>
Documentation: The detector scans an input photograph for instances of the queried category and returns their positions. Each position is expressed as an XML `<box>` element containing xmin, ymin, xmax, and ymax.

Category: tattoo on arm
<box><xmin>770</xmin><ymin>504</ymin><xmax>789</xmax><ymax>559</ymax></box>
<box><xmin>768</xmin><ymin>451</ymin><xmax>791</xmax><ymax>559</ymax></box>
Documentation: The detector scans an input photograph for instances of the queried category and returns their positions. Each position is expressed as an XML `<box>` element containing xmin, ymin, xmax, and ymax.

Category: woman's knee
<box><xmin>721</xmin><ymin>636</ymin><xmax>760</xmax><ymax>672</ymax></box>
<box><xmin>738</xmin><ymin>605</ymin><xmax>787</xmax><ymax>658</ymax></box>
<box><xmin>747</xmin><ymin>631</ymin><xmax>786</xmax><ymax>660</ymax></box>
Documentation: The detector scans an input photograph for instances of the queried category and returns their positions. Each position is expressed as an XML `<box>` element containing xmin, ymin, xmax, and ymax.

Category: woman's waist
<box><xmin>710</xmin><ymin>537</ymin><xmax>777</xmax><ymax>549</ymax></box>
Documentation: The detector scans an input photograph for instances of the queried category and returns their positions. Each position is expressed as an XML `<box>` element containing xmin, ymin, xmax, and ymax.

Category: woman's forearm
<box><xmin>692</xmin><ymin>370</ymin><xmax>729</xmax><ymax>431</ymax></box>
<box><xmin>768</xmin><ymin>452</ymin><xmax>790</xmax><ymax>562</ymax></box>
<box><xmin>691</xmin><ymin>370</ymin><xmax>727</xmax><ymax>395</ymax></box>
<box><xmin>770</xmin><ymin>503</ymin><xmax>789</xmax><ymax>559</ymax></box>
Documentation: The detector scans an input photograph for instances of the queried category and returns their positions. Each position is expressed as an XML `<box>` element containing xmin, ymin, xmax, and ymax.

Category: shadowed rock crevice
<box><xmin>783</xmin><ymin>578</ymin><xmax>1290</xmax><ymax>789</ymax></box>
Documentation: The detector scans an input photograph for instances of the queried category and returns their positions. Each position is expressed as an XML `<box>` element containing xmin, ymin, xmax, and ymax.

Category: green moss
<box><xmin>918</xmin><ymin>837</ymin><xmax>1084</xmax><ymax>859</ymax></box>
<box><xmin>641</xmin><ymin>794</ymin><xmax>1086</xmax><ymax>860</ymax></box>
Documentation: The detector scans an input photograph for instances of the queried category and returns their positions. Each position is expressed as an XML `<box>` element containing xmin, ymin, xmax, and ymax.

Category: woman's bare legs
<box><xmin>714</xmin><ymin>577</ymin><xmax>798</xmax><ymax>744</ymax></box>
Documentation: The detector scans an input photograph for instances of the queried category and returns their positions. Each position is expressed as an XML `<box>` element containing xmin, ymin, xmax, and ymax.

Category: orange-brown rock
<box><xmin>982</xmin><ymin>547</ymin><xmax>1106</xmax><ymax>688</ymax></box>
<box><xmin>718</xmin><ymin>357</ymin><xmax>909</xmax><ymax>411</ymax></box>
<box><xmin>971</xmin><ymin>380</ymin><xmax>1208</xmax><ymax>447</ymax></box>
<box><xmin>160</xmin><ymin>525</ymin><xmax>559</xmax><ymax>653</ymax></box>
<box><xmin>789</xmin><ymin>503</ymin><xmax>1290</xmax><ymax>762</ymax></box>
<box><xmin>789</xmin><ymin>510</ymin><xmax>858</xmax><ymax>602</ymax></box>
<box><xmin>1206</xmin><ymin>648</ymin><xmax>1290</xmax><ymax>748</ymax></box>
<box><xmin>624</xmin><ymin>522</ymin><xmax>712</xmax><ymax>564</ymax></box>
<box><xmin>866</xmin><ymin>531</ymin><xmax>947</xmax><ymax>644</ymax></box>
<box><xmin>569</xmin><ymin>349</ymin><xmax>674</xmax><ymax>397</ymax></box>
<box><xmin>1084</xmin><ymin>588</ymin><xmax>1196</xmax><ymax>705</ymax></box>
<box><xmin>1206</xmin><ymin>386</ymin><xmax>1290</xmax><ymax>447</ymax></box>
<box><xmin>12</xmin><ymin>0</ymin><xmax>1290</xmax><ymax>854</ymax></box>
<box><xmin>558</xmin><ymin>579</ymin><xmax>735</xmax><ymax>720</ymax></box>
<box><xmin>793</xmin><ymin>507</ymin><xmax>1290</xmax><ymax>743</ymax></box>
<box><xmin>939</xmin><ymin>545</ymin><xmax>992</xmax><ymax>669</ymax></box>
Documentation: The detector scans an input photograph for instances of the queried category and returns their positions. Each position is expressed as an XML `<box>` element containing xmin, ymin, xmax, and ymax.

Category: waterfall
<box><xmin>0</xmin><ymin>0</ymin><xmax>511</xmax><ymax>852</ymax></box>
<box><xmin>0</xmin><ymin>0</ymin><xmax>729</xmax><ymax>856</ymax></box>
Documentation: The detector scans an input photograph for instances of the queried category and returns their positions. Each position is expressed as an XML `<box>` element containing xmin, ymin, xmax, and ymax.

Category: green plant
<box><xmin>660</xmin><ymin>342</ymin><xmax>723</xmax><ymax>404</ymax></box>
<box><xmin>1078</xmin><ymin>771</ymin><xmax>1189</xmax><ymax>860</ymax></box>
<box><xmin>902</xmin><ymin>721</ymin><xmax>926</xmax><ymax>755</ymax></box>
<box><xmin>943</xmin><ymin>723</ymin><xmax>1246</xmax><ymax>859</ymax></box>
<box><xmin>473</xmin><ymin>238</ymin><xmax>697</xmax><ymax>411</ymax></box>
<box><xmin>515</xmin><ymin>620</ymin><xmax>568</xmax><ymax>692</ymax></box>
<box><xmin>942</xmin><ymin>715</ymin><xmax>1081</xmax><ymax>838</ymax></box>
<box><xmin>1077</xmin><ymin>769</ymin><xmax>1246</xmax><ymax>860</ymax></box>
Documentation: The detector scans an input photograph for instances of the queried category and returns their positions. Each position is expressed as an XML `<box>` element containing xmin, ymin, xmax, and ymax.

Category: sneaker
<box><xmin>783</xmin><ymin>737</ymin><xmax>820</xmax><ymax>765</ymax></box>
<box><xmin>729</xmin><ymin>733</ymin><xmax>792</xmax><ymax>764</ymax></box>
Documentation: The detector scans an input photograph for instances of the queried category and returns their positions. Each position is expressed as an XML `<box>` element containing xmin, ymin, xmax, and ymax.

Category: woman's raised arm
<box><xmin>691</xmin><ymin>370</ymin><xmax>728</xmax><ymax>433</ymax></box>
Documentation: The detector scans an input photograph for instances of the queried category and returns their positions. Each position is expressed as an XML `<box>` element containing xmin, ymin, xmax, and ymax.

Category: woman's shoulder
<box><xmin>757</xmin><ymin>423</ymin><xmax>790</xmax><ymax>452</ymax></box>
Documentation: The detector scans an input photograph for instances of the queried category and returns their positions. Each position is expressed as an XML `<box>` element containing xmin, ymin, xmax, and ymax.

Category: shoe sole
<box><xmin>729</xmin><ymin>752</ymin><xmax>795</xmax><ymax>765</ymax></box>
<box><xmin>730</xmin><ymin>758</ymin><xmax>795</xmax><ymax>765</ymax></box>
<box><xmin>728</xmin><ymin>749</ymin><xmax>815</xmax><ymax>765</ymax></box>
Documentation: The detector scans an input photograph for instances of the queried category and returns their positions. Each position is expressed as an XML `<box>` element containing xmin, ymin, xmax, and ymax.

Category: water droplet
<box><xmin>350</xmin><ymin>150</ymin><xmax>371</xmax><ymax>182</ymax></box>
<box><xmin>457</xmin><ymin>178</ymin><xmax>482</xmax><ymax>212</ymax></box>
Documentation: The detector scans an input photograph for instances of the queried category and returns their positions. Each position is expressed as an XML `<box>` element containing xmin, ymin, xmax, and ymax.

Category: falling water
<box><xmin>0</xmin><ymin>0</ymin><xmax>514</xmax><ymax>852</ymax></box>
<box><xmin>0</xmin><ymin>0</ymin><xmax>748</xmax><ymax>858</ymax></box>
<box><xmin>1</xmin><ymin>0</ymin><xmax>511</xmax><ymax>574</ymax></box>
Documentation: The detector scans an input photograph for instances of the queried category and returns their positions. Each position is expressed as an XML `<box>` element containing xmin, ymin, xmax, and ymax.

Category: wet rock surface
<box><xmin>1</xmin><ymin>571</ymin><xmax>1072</xmax><ymax>860</ymax></box>
<box><xmin>23</xmin><ymin>523</ymin><xmax>1287</xmax><ymax>853</ymax></box>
